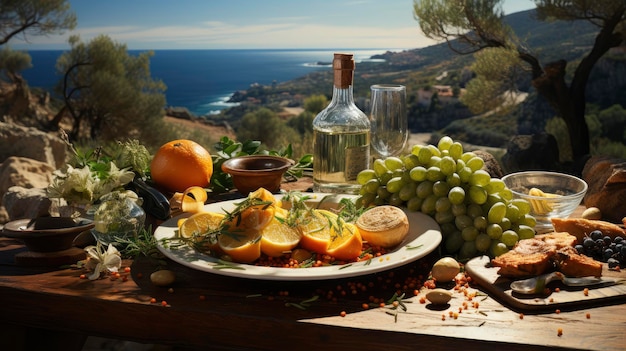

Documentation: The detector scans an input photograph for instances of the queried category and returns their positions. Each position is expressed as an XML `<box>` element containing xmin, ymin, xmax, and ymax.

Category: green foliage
<box><xmin>545</xmin><ymin>117</ymin><xmax>573</xmax><ymax>162</ymax></box>
<box><xmin>68</xmin><ymin>136</ymin><xmax>151</xmax><ymax>178</ymax></box>
<box><xmin>0</xmin><ymin>0</ymin><xmax>76</xmax><ymax>46</ymax></box>
<box><xmin>55</xmin><ymin>35</ymin><xmax>167</xmax><ymax>143</ymax></box>
<box><xmin>235</xmin><ymin>107</ymin><xmax>300</xmax><ymax>150</ymax></box>
<box><xmin>414</xmin><ymin>0</ymin><xmax>626</xmax><ymax>167</ymax></box>
<box><xmin>414</xmin><ymin>0</ymin><xmax>512</xmax><ymax>54</ymax></box>
<box><xmin>459</xmin><ymin>47</ymin><xmax>522</xmax><ymax>115</ymax></box>
<box><xmin>594</xmin><ymin>139</ymin><xmax>626</xmax><ymax>159</ymax></box>
<box><xmin>303</xmin><ymin>94</ymin><xmax>328</xmax><ymax>114</ymax></box>
<box><xmin>287</xmin><ymin>110</ymin><xmax>315</xmax><ymax>135</ymax></box>
<box><xmin>0</xmin><ymin>47</ymin><xmax>31</xmax><ymax>82</ymax></box>
<box><xmin>597</xmin><ymin>104</ymin><xmax>626</xmax><ymax>142</ymax></box>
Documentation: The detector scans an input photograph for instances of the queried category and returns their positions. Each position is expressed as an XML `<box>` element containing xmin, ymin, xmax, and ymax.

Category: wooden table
<box><xmin>1</xmin><ymin>194</ymin><xmax>625</xmax><ymax>350</ymax></box>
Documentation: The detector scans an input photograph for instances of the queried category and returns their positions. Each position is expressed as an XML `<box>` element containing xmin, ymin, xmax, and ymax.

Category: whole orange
<box><xmin>150</xmin><ymin>139</ymin><xmax>213</xmax><ymax>193</ymax></box>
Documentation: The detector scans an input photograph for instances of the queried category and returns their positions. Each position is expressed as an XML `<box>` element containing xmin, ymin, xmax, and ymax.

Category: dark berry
<box><xmin>604</xmin><ymin>236</ymin><xmax>612</xmax><ymax>245</ymax></box>
<box><xmin>603</xmin><ymin>248</ymin><xmax>614</xmax><ymax>260</ymax></box>
<box><xmin>607</xmin><ymin>258</ymin><xmax>620</xmax><ymax>269</ymax></box>
<box><xmin>583</xmin><ymin>237</ymin><xmax>595</xmax><ymax>248</ymax></box>
<box><xmin>575</xmin><ymin>244</ymin><xmax>585</xmax><ymax>254</ymax></box>
<box><xmin>590</xmin><ymin>230</ymin><xmax>603</xmax><ymax>241</ymax></box>
<box><xmin>614</xmin><ymin>236</ymin><xmax>624</xmax><ymax>244</ymax></box>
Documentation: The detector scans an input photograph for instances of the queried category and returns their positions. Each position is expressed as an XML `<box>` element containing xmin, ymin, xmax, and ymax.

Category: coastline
<box><xmin>22</xmin><ymin>48</ymin><xmax>407</xmax><ymax>117</ymax></box>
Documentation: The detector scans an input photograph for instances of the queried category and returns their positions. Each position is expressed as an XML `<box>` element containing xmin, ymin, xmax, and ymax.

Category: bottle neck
<box><xmin>331</xmin><ymin>84</ymin><xmax>355</xmax><ymax>106</ymax></box>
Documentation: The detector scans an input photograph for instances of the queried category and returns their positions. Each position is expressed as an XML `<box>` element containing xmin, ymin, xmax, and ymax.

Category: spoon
<box><xmin>510</xmin><ymin>272</ymin><xmax>615</xmax><ymax>295</ymax></box>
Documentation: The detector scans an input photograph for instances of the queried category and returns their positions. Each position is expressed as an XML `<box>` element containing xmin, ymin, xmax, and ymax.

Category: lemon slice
<box><xmin>260</xmin><ymin>210</ymin><xmax>302</xmax><ymax>257</ymax></box>
<box><xmin>218</xmin><ymin>227</ymin><xmax>262</xmax><ymax>263</ymax></box>
<box><xmin>178</xmin><ymin>211</ymin><xmax>224</xmax><ymax>239</ymax></box>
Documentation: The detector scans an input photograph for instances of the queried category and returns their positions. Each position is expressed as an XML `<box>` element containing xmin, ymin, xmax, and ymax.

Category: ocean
<box><xmin>21</xmin><ymin>49</ymin><xmax>395</xmax><ymax>116</ymax></box>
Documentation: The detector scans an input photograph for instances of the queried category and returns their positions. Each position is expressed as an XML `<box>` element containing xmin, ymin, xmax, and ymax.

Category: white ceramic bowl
<box><xmin>501</xmin><ymin>171</ymin><xmax>588</xmax><ymax>231</ymax></box>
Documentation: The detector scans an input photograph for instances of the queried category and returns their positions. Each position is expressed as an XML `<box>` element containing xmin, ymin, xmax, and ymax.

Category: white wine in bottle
<box><xmin>313</xmin><ymin>53</ymin><xmax>370</xmax><ymax>194</ymax></box>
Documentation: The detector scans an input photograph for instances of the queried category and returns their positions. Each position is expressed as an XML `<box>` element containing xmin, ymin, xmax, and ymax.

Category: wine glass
<box><xmin>369</xmin><ymin>84</ymin><xmax>408</xmax><ymax>158</ymax></box>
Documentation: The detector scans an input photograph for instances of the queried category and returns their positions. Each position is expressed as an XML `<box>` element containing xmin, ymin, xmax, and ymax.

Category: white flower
<box><xmin>84</xmin><ymin>242</ymin><xmax>122</xmax><ymax>280</ymax></box>
<box><xmin>47</xmin><ymin>162</ymin><xmax>135</xmax><ymax>206</ymax></box>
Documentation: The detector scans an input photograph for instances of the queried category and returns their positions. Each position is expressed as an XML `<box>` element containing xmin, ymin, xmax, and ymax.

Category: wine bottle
<box><xmin>313</xmin><ymin>53</ymin><xmax>370</xmax><ymax>194</ymax></box>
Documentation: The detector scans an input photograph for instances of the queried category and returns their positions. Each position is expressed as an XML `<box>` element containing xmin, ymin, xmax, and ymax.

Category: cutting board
<box><xmin>465</xmin><ymin>255</ymin><xmax>626</xmax><ymax>312</ymax></box>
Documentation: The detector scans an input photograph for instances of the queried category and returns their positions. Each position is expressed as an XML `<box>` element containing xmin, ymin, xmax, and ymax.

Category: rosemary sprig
<box><xmin>115</xmin><ymin>226</ymin><xmax>161</xmax><ymax>259</ymax></box>
<box><xmin>285</xmin><ymin>295</ymin><xmax>319</xmax><ymax>310</ymax></box>
<box><xmin>222</xmin><ymin>197</ymin><xmax>274</xmax><ymax>226</ymax></box>
<box><xmin>383</xmin><ymin>292</ymin><xmax>412</xmax><ymax>323</ymax></box>
<box><xmin>213</xmin><ymin>259</ymin><xmax>246</xmax><ymax>270</ymax></box>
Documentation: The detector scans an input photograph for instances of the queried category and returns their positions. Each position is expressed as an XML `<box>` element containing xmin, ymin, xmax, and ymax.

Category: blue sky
<box><xmin>13</xmin><ymin>0</ymin><xmax>536</xmax><ymax>50</ymax></box>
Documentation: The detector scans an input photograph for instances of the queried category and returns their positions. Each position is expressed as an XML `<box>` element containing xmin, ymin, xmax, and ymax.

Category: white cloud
<box><xmin>13</xmin><ymin>19</ymin><xmax>438</xmax><ymax>50</ymax></box>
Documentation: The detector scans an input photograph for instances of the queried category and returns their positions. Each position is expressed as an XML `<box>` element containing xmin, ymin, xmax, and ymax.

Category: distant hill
<box><xmin>217</xmin><ymin>9</ymin><xmax>625</xmax><ymax>150</ymax></box>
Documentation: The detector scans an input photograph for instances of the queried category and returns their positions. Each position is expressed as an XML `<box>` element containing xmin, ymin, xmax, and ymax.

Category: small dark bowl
<box><xmin>221</xmin><ymin>155</ymin><xmax>295</xmax><ymax>195</ymax></box>
<box><xmin>2</xmin><ymin>217</ymin><xmax>95</xmax><ymax>252</ymax></box>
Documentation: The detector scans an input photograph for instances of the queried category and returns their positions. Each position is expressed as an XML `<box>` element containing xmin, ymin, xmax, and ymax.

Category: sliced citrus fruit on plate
<box><xmin>179</xmin><ymin>211</ymin><xmax>224</xmax><ymax>239</ymax></box>
<box><xmin>326</xmin><ymin>222</ymin><xmax>362</xmax><ymax>261</ymax></box>
<box><xmin>178</xmin><ymin>211</ymin><xmax>225</xmax><ymax>254</ymax></box>
<box><xmin>218</xmin><ymin>227</ymin><xmax>262</xmax><ymax>263</ymax></box>
<box><xmin>260</xmin><ymin>207</ymin><xmax>302</xmax><ymax>257</ymax></box>
<box><xmin>239</xmin><ymin>205</ymin><xmax>275</xmax><ymax>230</ymax></box>
<box><xmin>298</xmin><ymin>209</ymin><xmax>336</xmax><ymax>254</ymax></box>
<box><xmin>248</xmin><ymin>187</ymin><xmax>281</xmax><ymax>207</ymax></box>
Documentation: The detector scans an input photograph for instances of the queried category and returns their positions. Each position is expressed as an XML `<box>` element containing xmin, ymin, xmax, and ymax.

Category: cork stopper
<box><xmin>333</xmin><ymin>53</ymin><xmax>355</xmax><ymax>89</ymax></box>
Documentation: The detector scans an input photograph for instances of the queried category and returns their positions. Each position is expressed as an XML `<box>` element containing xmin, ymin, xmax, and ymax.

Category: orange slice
<box><xmin>248</xmin><ymin>187</ymin><xmax>281</xmax><ymax>208</ymax></box>
<box><xmin>178</xmin><ymin>211</ymin><xmax>225</xmax><ymax>254</ymax></box>
<box><xmin>326</xmin><ymin>222</ymin><xmax>362</xmax><ymax>261</ymax></box>
<box><xmin>298</xmin><ymin>209</ymin><xmax>336</xmax><ymax>254</ymax></box>
<box><xmin>179</xmin><ymin>211</ymin><xmax>224</xmax><ymax>239</ymax></box>
<box><xmin>228</xmin><ymin>187</ymin><xmax>279</xmax><ymax>230</ymax></box>
<box><xmin>260</xmin><ymin>208</ymin><xmax>302</xmax><ymax>257</ymax></box>
<box><xmin>239</xmin><ymin>205</ymin><xmax>275</xmax><ymax>230</ymax></box>
<box><xmin>218</xmin><ymin>226</ymin><xmax>262</xmax><ymax>263</ymax></box>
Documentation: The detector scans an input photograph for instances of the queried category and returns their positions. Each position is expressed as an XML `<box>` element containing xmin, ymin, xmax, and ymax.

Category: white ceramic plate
<box><xmin>154</xmin><ymin>193</ymin><xmax>442</xmax><ymax>281</ymax></box>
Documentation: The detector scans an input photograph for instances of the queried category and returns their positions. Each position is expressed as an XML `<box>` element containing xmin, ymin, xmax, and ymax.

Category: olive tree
<box><xmin>0</xmin><ymin>46</ymin><xmax>31</xmax><ymax>83</ymax></box>
<box><xmin>236</xmin><ymin>107</ymin><xmax>301</xmax><ymax>151</ymax></box>
<box><xmin>0</xmin><ymin>0</ymin><xmax>76</xmax><ymax>45</ymax></box>
<box><xmin>413</xmin><ymin>0</ymin><xmax>626</xmax><ymax>170</ymax></box>
<box><xmin>53</xmin><ymin>35</ymin><xmax>167</xmax><ymax>143</ymax></box>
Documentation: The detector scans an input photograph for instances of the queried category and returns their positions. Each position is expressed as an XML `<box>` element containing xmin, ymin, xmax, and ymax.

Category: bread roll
<box><xmin>355</xmin><ymin>205</ymin><xmax>409</xmax><ymax>248</ymax></box>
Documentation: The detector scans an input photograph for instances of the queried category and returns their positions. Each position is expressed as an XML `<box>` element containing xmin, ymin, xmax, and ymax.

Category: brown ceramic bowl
<box><xmin>221</xmin><ymin>155</ymin><xmax>295</xmax><ymax>195</ymax></box>
<box><xmin>2</xmin><ymin>217</ymin><xmax>95</xmax><ymax>252</ymax></box>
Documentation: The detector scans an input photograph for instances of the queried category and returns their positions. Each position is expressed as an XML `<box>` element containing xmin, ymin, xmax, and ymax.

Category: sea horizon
<box><xmin>21</xmin><ymin>48</ymin><xmax>406</xmax><ymax>116</ymax></box>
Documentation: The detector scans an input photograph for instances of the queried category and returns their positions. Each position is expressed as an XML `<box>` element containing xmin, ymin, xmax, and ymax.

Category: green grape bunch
<box><xmin>356</xmin><ymin>136</ymin><xmax>536</xmax><ymax>260</ymax></box>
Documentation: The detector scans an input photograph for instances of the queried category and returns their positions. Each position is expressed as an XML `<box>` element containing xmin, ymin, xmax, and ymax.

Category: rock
<box><xmin>0</xmin><ymin>156</ymin><xmax>55</xmax><ymax>193</ymax></box>
<box><xmin>0</xmin><ymin>157</ymin><xmax>56</xmax><ymax>222</ymax></box>
<box><xmin>2</xmin><ymin>186</ymin><xmax>52</xmax><ymax>221</ymax></box>
<box><xmin>0</xmin><ymin>122</ymin><xmax>67</xmax><ymax>169</ymax></box>
<box><xmin>502</xmin><ymin>133</ymin><xmax>560</xmax><ymax>173</ymax></box>
<box><xmin>581</xmin><ymin>156</ymin><xmax>626</xmax><ymax>223</ymax></box>
<box><xmin>474</xmin><ymin>149</ymin><xmax>504</xmax><ymax>178</ymax></box>
<box><xmin>165</xmin><ymin>106</ymin><xmax>195</xmax><ymax>120</ymax></box>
